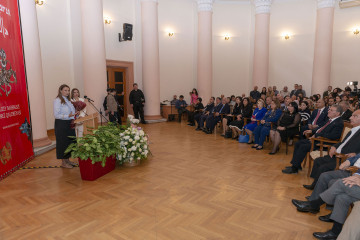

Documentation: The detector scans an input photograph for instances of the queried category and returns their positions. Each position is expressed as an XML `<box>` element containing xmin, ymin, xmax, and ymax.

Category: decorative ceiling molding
<box><xmin>254</xmin><ymin>0</ymin><xmax>272</xmax><ymax>14</ymax></box>
<box><xmin>197</xmin><ymin>0</ymin><xmax>215</xmax><ymax>12</ymax></box>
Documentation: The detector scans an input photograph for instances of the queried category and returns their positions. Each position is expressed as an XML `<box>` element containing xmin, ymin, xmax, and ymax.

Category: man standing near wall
<box><xmin>129</xmin><ymin>83</ymin><xmax>146</xmax><ymax>124</ymax></box>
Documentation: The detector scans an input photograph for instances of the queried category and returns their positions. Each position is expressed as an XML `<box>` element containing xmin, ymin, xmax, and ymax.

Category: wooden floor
<box><xmin>0</xmin><ymin>122</ymin><xmax>333</xmax><ymax>240</ymax></box>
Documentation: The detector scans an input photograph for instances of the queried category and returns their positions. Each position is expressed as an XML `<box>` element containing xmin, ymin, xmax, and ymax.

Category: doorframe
<box><xmin>106</xmin><ymin>60</ymin><xmax>134</xmax><ymax>119</ymax></box>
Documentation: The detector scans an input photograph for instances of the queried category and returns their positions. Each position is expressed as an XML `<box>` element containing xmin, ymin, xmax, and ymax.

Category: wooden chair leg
<box><xmin>307</xmin><ymin>157</ymin><xmax>312</xmax><ymax>177</ymax></box>
<box><xmin>303</xmin><ymin>152</ymin><xmax>309</xmax><ymax>168</ymax></box>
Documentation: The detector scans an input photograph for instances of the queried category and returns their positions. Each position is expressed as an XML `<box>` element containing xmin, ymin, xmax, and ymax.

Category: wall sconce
<box><xmin>224</xmin><ymin>34</ymin><xmax>230</xmax><ymax>40</ymax></box>
<box><xmin>35</xmin><ymin>0</ymin><xmax>45</xmax><ymax>6</ymax></box>
<box><xmin>104</xmin><ymin>17</ymin><xmax>112</xmax><ymax>24</ymax></box>
<box><xmin>354</xmin><ymin>28</ymin><xmax>359</xmax><ymax>35</ymax></box>
<box><xmin>168</xmin><ymin>32</ymin><xmax>174</xmax><ymax>37</ymax></box>
<box><xmin>284</xmin><ymin>34</ymin><xmax>290</xmax><ymax>40</ymax></box>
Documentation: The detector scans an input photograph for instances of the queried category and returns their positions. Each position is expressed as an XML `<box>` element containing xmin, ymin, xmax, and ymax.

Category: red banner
<box><xmin>0</xmin><ymin>0</ymin><xmax>34</xmax><ymax>180</ymax></box>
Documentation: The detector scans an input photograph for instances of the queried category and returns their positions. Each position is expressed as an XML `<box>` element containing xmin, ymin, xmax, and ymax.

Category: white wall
<box><xmin>331</xmin><ymin>4</ymin><xmax>360</xmax><ymax>90</ymax></box>
<box><xmin>269</xmin><ymin>0</ymin><xmax>316</xmax><ymax>97</ymax></box>
<box><xmin>158</xmin><ymin>0</ymin><xmax>197</xmax><ymax>103</ymax></box>
<box><xmin>213</xmin><ymin>2</ymin><xmax>252</xmax><ymax>98</ymax></box>
<box><xmin>36</xmin><ymin>0</ymin><xmax>78</xmax><ymax>129</ymax></box>
<box><xmin>36</xmin><ymin>0</ymin><xmax>360</xmax><ymax>129</ymax></box>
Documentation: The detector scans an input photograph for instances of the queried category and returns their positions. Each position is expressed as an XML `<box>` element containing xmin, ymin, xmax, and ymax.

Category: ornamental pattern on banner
<box><xmin>0</xmin><ymin>0</ymin><xmax>34</xmax><ymax>180</ymax></box>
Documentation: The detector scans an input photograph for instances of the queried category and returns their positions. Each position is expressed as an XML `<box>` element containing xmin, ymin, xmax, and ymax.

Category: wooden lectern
<box><xmin>74</xmin><ymin>113</ymin><xmax>99</xmax><ymax>135</ymax></box>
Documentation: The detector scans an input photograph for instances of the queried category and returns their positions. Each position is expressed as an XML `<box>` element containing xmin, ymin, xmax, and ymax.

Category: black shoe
<box><xmin>220</xmin><ymin>134</ymin><xmax>225</xmax><ymax>137</ymax></box>
<box><xmin>292</xmin><ymin>199</ymin><xmax>308</xmax><ymax>208</ymax></box>
<box><xmin>269</xmin><ymin>151</ymin><xmax>276</xmax><ymax>155</ymax></box>
<box><xmin>195</xmin><ymin>127</ymin><xmax>202</xmax><ymax>131</ymax></box>
<box><xmin>256</xmin><ymin>146</ymin><xmax>263</xmax><ymax>150</ymax></box>
<box><xmin>305</xmin><ymin>196</ymin><xmax>310</xmax><ymax>200</ymax></box>
<box><xmin>251</xmin><ymin>145</ymin><xmax>258</xmax><ymax>148</ymax></box>
<box><xmin>206</xmin><ymin>130</ymin><xmax>213</xmax><ymax>134</ymax></box>
<box><xmin>282</xmin><ymin>167</ymin><xmax>298</xmax><ymax>174</ymax></box>
<box><xmin>187</xmin><ymin>123</ymin><xmax>192</xmax><ymax>126</ymax></box>
<box><xmin>303</xmin><ymin>183</ymin><xmax>315</xmax><ymax>190</ymax></box>
<box><xmin>319</xmin><ymin>213</ymin><xmax>333</xmax><ymax>223</ymax></box>
<box><xmin>246</xmin><ymin>141</ymin><xmax>253</xmax><ymax>144</ymax></box>
<box><xmin>313</xmin><ymin>230</ymin><xmax>338</xmax><ymax>239</ymax></box>
<box><xmin>141</xmin><ymin>121</ymin><xmax>147</xmax><ymax>124</ymax></box>
<box><xmin>285</xmin><ymin>165</ymin><xmax>302</xmax><ymax>171</ymax></box>
<box><xmin>296</xmin><ymin>201</ymin><xmax>320</xmax><ymax>214</ymax></box>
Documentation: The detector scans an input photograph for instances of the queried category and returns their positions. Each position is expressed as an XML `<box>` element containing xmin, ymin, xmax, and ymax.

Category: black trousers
<box><xmin>177</xmin><ymin>108</ymin><xmax>188</xmax><ymax>122</ymax></box>
<box><xmin>133</xmin><ymin>104</ymin><xmax>145</xmax><ymax>123</ymax></box>
<box><xmin>290</xmin><ymin>139</ymin><xmax>312</xmax><ymax>168</ymax></box>
<box><xmin>310</xmin><ymin>155</ymin><xmax>337</xmax><ymax>184</ymax></box>
<box><xmin>194</xmin><ymin>113</ymin><xmax>202</xmax><ymax>126</ymax></box>
<box><xmin>55</xmin><ymin>119</ymin><xmax>76</xmax><ymax>159</ymax></box>
<box><xmin>109</xmin><ymin>112</ymin><xmax>121</xmax><ymax>125</ymax></box>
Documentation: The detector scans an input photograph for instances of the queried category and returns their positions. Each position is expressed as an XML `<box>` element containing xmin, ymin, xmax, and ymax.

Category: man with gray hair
<box><xmin>282</xmin><ymin>105</ymin><xmax>344</xmax><ymax>174</ymax></box>
<box><xmin>339</xmin><ymin>101</ymin><xmax>352</xmax><ymax>121</ymax></box>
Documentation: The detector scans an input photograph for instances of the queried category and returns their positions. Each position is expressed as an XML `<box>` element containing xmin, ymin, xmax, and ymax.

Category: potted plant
<box><xmin>117</xmin><ymin>115</ymin><xmax>150</xmax><ymax>166</ymax></box>
<box><xmin>65</xmin><ymin>123</ymin><xmax>122</xmax><ymax>181</ymax></box>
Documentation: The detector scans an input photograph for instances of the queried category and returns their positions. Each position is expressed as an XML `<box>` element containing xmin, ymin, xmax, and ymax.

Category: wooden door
<box><xmin>106</xmin><ymin>68</ymin><xmax>126</xmax><ymax>122</ymax></box>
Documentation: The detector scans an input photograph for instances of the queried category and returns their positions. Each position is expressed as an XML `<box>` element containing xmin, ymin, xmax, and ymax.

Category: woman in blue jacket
<box><xmin>252</xmin><ymin>100</ymin><xmax>282</xmax><ymax>150</ymax></box>
<box><xmin>244</xmin><ymin>99</ymin><xmax>267</xmax><ymax>144</ymax></box>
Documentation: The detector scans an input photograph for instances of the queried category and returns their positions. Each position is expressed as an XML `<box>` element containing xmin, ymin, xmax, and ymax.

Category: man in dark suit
<box><xmin>323</xmin><ymin>85</ymin><xmax>332</xmax><ymax>98</ymax></box>
<box><xmin>201</xmin><ymin>97</ymin><xmax>222</xmax><ymax>133</ymax></box>
<box><xmin>303</xmin><ymin>110</ymin><xmax>360</xmax><ymax>189</ymax></box>
<box><xmin>195</xmin><ymin>97</ymin><xmax>215</xmax><ymax>131</ymax></box>
<box><xmin>188</xmin><ymin>97</ymin><xmax>204</xmax><ymax>126</ymax></box>
<box><xmin>204</xmin><ymin>98</ymin><xmax>231</xmax><ymax>134</ymax></box>
<box><xmin>339</xmin><ymin>101</ymin><xmax>352</xmax><ymax>121</ymax></box>
<box><xmin>129</xmin><ymin>83</ymin><xmax>146</xmax><ymax>124</ymax></box>
<box><xmin>250</xmin><ymin>86</ymin><xmax>261</xmax><ymax>103</ymax></box>
<box><xmin>282</xmin><ymin>105</ymin><xmax>344</xmax><ymax>174</ymax></box>
<box><xmin>300</xmin><ymin>98</ymin><xmax>328</xmax><ymax>139</ymax></box>
<box><xmin>292</xmin><ymin>170</ymin><xmax>360</xmax><ymax>239</ymax></box>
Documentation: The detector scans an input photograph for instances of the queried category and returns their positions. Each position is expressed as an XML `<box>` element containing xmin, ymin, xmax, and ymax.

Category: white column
<box><xmin>197</xmin><ymin>0</ymin><xmax>214</xmax><ymax>102</ymax></box>
<box><xmin>252</xmin><ymin>0</ymin><xmax>272</xmax><ymax>89</ymax></box>
<box><xmin>19</xmin><ymin>0</ymin><xmax>51</xmax><ymax>148</ymax></box>
<box><xmin>141</xmin><ymin>0</ymin><xmax>161</xmax><ymax>120</ymax></box>
<box><xmin>80</xmin><ymin>0</ymin><xmax>107</xmax><ymax>115</ymax></box>
<box><xmin>311</xmin><ymin>0</ymin><xmax>335</xmax><ymax>95</ymax></box>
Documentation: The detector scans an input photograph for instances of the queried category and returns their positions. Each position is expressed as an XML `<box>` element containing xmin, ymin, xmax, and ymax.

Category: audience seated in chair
<box><xmin>339</xmin><ymin>101</ymin><xmax>352</xmax><ymax>121</ymax></box>
<box><xmin>304</xmin><ymin>110</ymin><xmax>360</xmax><ymax>189</ymax></box>
<box><xmin>292</xmin><ymin>156</ymin><xmax>360</xmax><ymax>239</ymax></box>
<box><xmin>337</xmin><ymin>201</ymin><xmax>360</xmax><ymax>240</ymax></box>
<box><xmin>222</xmin><ymin>96</ymin><xmax>241</xmax><ymax>136</ymax></box>
<box><xmin>250</xmin><ymin>86</ymin><xmax>261</xmax><ymax>103</ymax></box>
<box><xmin>282</xmin><ymin>105</ymin><xmax>344</xmax><ymax>174</ymax></box>
<box><xmin>195</xmin><ymin>97</ymin><xmax>215</xmax><ymax>130</ymax></box>
<box><xmin>199</xmin><ymin>97</ymin><xmax>221</xmax><ymax>132</ymax></box>
<box><xmin>204</xmin><ymin>97</ymin><xmax>230</xmax><ymax>134</ymax></box>
<box><xmin>187</xmin><ymin>97</ymin><xmax>204</xmax><ymax>126</ymax></box>
<box><xmin>244</xmin><ymin>99</ymin><xmax>267</xmax><ymax>144</ymax></box>
<box><xmin>252</xmin><ymin>99</ymin><xmax>282</xmax><ymax>150</ymax></box>
<box><xmin>175</xmin><ymin>95</ymin><xmax>188</xmax><ymax>123</ymax></box>
<box><xmin>300</xmin><ymin>98</ymin><xmax>328</xmax><ymax>139</ymax></box>
<box><xmin>269</xmin><ymin>101</ymin><xmax>300</xmax><ymax>155</ymax></box>
<box><xmin>229</xmin><ymin>97</ymin><xmax>253</xmax><ymax>139</ymax></box>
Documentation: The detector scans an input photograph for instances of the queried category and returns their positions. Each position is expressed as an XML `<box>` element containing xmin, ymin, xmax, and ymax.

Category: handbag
<box><xmin>238</xmin><ymin>129</ymin><xmax>249</xmax><ymax>143</ymax></box>
<box><xmin>225</xmin><ymin>130</ymin><xmax>232</xmax><ymax>138</ymax></box>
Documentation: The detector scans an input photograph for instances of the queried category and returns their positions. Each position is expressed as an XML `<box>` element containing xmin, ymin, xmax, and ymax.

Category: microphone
<box><xmin>84</xmin><ymin>95</ymin><xmax>94</xmax><ymax>102</ymax></box>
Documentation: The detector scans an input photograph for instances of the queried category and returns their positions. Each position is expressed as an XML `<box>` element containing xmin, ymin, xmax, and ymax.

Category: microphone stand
<box><xmin>86</xmin><ymin>99</ymin><xmax>109</xmax><ymax>125</ymax></box>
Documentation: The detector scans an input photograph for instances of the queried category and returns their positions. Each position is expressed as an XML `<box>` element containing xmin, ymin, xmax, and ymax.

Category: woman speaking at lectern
<box><xmin>53</xmin><ymin>84</ymin><xmax>78</xmax><ymax>169</ymax></box>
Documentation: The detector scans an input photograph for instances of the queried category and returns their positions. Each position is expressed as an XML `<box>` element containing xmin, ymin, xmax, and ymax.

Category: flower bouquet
<box><xmin>117</xmin><ymin>126</ymin><xmax>149</xmax><ymax>166</ymax></box>
<box><xmin>70</xmin><ymin>101</ymin><xmax>87</xmax><ymax>129</ymax></box>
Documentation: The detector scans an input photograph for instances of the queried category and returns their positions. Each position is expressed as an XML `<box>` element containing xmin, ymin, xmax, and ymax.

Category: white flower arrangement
<box><xmin>117</xmin><ymin>126</ymin><xmax>149</xmax><ymax>164</ymax></box>
<box><xmin>127</xmin><ymin>114</ymin><xmax>140</xmax><ymax>125</ymax></box>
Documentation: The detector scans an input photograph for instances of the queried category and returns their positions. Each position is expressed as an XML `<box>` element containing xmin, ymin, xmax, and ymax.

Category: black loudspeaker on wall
<box><xmin>123</xmin><ymin>23</ymin><xmax>133</xmax><ymax>41</ymax></box>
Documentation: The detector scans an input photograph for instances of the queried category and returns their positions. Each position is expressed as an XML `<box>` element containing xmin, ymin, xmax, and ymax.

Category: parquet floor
<box><xmin>0</xmin><ymin>122</ymin><xmax>333</xmax><ymax>240</ymax></box>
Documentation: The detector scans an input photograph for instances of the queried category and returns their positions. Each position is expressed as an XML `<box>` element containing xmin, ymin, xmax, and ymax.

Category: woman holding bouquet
<box><xmin>54</xmin><ymin>84</ymin><xmax>78</xmax><ymax>169</ymax></box>
<box><xmin>71</xmin><ymin>88</ymin><xmax>87</xmax><ymax>137</ymax></box>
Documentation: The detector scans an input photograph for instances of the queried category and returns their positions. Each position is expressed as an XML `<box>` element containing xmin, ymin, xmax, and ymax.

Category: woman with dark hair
<box><xmin>222</xmin><ymin>97</ymin><xmax>241</xmax><ymax>136</ymax></box>
<box><xmin>261</xmin><ymin>87</ymin><xmax>267</xmax><ymax>96</ymax></box>
<box><xmin>335</xmin><ymin>95</ymin><xmax>342</xmax><ymax>104</ymax></box>
<box><xmin>269</xmin><ymin>102</ymin><xmax>300</xmax><ymax>154</ymax></box>
<box><xmin>190</xmin><ymin>88</ymin><xmax>199</xmax><ymax>105</ymax></box>
<box><xmin>244</xmin><ymin>99</ymin><xmax>267</xmax><ymax>143</ymax></box>
<box><xmin>299</xmin><ymin>100</ymin><xmax>311</xmax><ymax>125</ymax></box>
<box><xmin>54</xmin><ymin>84</ymin><xmax>78</xmax><ymax>168</ymax></box>
<box><xmin>228</xmin><ymin>97</ymin><xmax>253</xmax><ymax>139</ymax></box>
<box><xmin>252</xmin><ymin>100</ymin><xmax>282</xmax><ymax>150</ymax></box>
